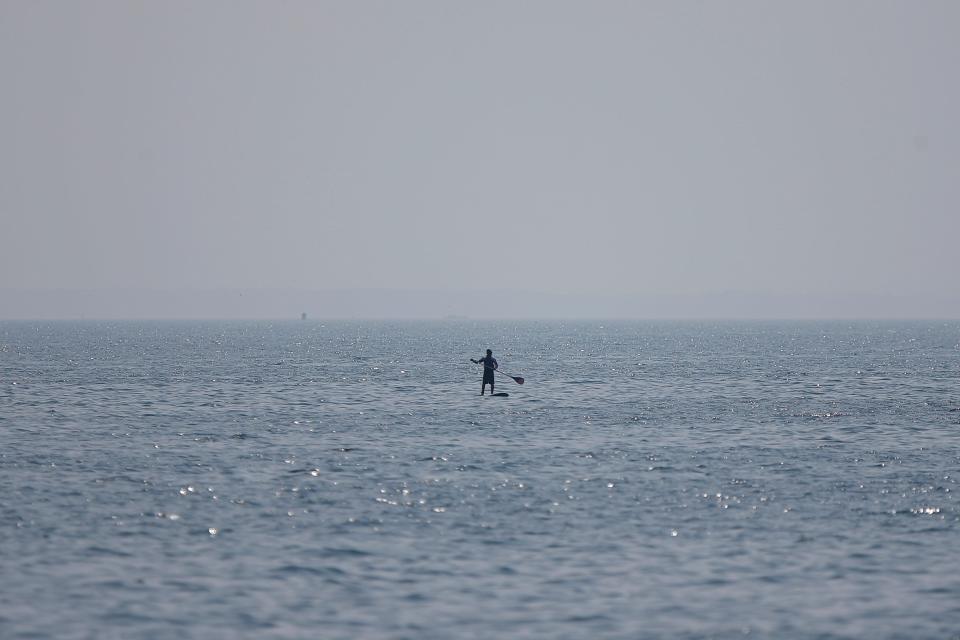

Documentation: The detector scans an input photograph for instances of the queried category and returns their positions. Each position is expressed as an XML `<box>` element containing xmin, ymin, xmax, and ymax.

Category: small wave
<box><xmin>318</xmin><ymin>547</ymin><xmax>372</xmax><ymax>558</ymax></box>
<box><xmin>272</xmin><ymin>564</ymin><xmax>347</xmax><ymax>577</ymax></box>
<box><xmin>561</xmin><ymin>613</ymin><xmax>613</xmax><ymax>624</ymax></box>
<box><xmin>86</xmin><ymin>545</ymin><xmax>132</xmax><ymax>558</ymax></box>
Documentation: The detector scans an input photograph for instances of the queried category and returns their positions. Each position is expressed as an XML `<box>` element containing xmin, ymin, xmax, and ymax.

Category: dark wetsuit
<box><xmin>479</xmin><ymin>356</ymin><xmax>498</xmax><ymax>385</ymax></box>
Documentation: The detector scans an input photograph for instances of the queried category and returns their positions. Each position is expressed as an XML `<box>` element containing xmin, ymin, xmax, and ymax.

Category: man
<box><xmin>471</xmin><ymin>349</ymin><xmax>498</xmax><ymax>395</ymax></box>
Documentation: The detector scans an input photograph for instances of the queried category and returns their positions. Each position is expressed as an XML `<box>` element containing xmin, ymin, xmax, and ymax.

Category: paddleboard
<box><xmin>490</xmin><ymin>392</ymin><xmax>509</xmax><ymax>397</ymax></box>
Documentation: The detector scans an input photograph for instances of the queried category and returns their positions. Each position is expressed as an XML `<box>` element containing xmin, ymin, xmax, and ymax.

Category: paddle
<box><xmin>471</xmin><ymin>360</ymin><xmax>525</xmax><ymax>385</ymax></box>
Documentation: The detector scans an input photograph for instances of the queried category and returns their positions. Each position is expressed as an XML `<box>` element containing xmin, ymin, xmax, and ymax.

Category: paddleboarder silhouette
<box><xmin>471</xmin><ymin>349</ymin><xmax>498</xmax><ymax>395</ymax></box>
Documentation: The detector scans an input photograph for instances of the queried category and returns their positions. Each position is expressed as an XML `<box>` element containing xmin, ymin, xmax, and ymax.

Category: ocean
<box><xmin>1</xmin><ymin>320</ymin><xmax>958</xmax><ymax>639</ymax></box>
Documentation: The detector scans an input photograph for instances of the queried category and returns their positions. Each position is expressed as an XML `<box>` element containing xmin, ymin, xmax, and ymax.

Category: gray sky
<box><xmin>1</xmin><ymin>1</ymin><xmax>958</xmax><ymax>316</ymax></box>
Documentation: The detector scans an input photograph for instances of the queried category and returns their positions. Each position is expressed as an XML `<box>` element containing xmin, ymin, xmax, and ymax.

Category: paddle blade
<box><xmin>513</xmin><ymin>376</ymin><xmax>525</xmax><ymax>385</ymax></box>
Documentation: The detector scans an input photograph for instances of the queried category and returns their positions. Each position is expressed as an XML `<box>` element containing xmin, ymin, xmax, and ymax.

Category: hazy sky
<box><xmin>2</xmin><ymin>1</ymin><xmax>958</xmax><ymax>300</ymax></box>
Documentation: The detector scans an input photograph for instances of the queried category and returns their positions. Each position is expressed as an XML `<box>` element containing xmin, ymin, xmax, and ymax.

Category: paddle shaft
<box><xmin>473</xmin><ymin>361</ymin><xmax>524</xmax><ymax>384</ymax></box>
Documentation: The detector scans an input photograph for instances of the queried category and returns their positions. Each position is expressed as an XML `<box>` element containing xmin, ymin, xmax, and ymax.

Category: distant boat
<box><xmin>301</xmin><ymin>312</ymin><xmax>307</xmax><ymax>320</ymax></box>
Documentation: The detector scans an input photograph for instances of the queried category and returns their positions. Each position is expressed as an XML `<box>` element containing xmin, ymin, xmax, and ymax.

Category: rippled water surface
<box><xmin>2</xmin><ymin>320</ymin><xmax>959</xmax><ymax>639</ymax></box>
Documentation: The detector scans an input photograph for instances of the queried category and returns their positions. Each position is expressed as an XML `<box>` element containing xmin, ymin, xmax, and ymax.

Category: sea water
<box><xmin>1</xmin><ymin>320</ymin><xmax>958</xmax><ymax>639</ymax></box>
